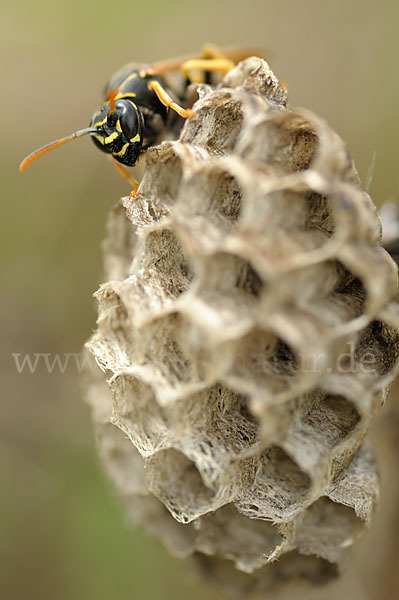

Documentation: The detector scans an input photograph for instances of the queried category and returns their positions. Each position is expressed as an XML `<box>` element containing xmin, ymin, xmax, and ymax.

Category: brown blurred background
<box><xmin>1</xmin><ymin>1</ymin><xmax>398</xmax><ymax>599</ymax></box>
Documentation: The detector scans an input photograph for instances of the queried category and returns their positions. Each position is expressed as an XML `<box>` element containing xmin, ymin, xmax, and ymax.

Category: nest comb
<box><xmin>84</xmin><ymin>57</ymin><xmax>399</xmax><ymax>595</ymax></box>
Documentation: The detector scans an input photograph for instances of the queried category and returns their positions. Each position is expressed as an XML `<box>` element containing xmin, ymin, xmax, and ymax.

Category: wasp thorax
<box><xmin>90</xmin><ymin>98</ymin><xmax>144</xmax><ymax>166</ymax></box>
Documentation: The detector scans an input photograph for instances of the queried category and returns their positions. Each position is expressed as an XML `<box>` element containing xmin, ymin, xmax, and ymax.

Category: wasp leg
<box><xmin>179</xmin><ymin>58</ymin><xmax>234</xmax><ymax>81</ymax></box>
<box><xmin>201</xmin><ymin>43</ymin><xmax>267</xmax><ymax>63</ymax></box>
<box><xmin>147</xmin><ymin>48</ymin><xmax>221</xmax><ymax>75</ymax></box>
<box><xmin>148</xmin><ymin>45</ymin><xmax>266</xmax><ymax>76</ymax></box>
<box><xmin>109</xmin><ymin>157</ymin><xmax>140</xmax><ymax>196</ymax></box>
<box><xmin>148</xmin><ymin>80</ymin><xmax>195</xmax><ymax>118</ymax></box>
<box><xmin>149</xmin><ymin>53</ymin><xmax>204</xmax><ymax>75</ymax></box>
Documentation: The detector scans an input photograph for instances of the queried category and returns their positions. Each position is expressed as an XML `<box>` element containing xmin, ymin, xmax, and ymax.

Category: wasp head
<box><xmin>19</xmin><ymin>94</ymin><xmax>145</xmax><ymax>173</ymax></box>
<box><xmin>90</xmin><ymin>98</ymin><xmax>145</xmax><ymax>167</ymax></box>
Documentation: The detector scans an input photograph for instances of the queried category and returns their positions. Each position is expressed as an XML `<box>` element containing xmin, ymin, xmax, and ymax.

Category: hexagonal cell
<box><xmin>293</xmin><ymin>107</ymin><xmax>360</xmax><ymax>185</ymax></box>
<box><xmin>181</xmin><ymin>90</ymin><xmax>244</xmax><ymax>155</ymax></box>
<box><xmin>200</xmin><ymin>252</ymin><xmax>262</xmax><ymax>296</ymax></box>
<box><xmin>146</xmin><ymin>448</ymin><xmax>221</xmax><ymax>523</ymax></box>
<box><xmin>223</xmin><ymin>57</ymin><xmax>288</xmax><ymax>105</ymax></box>
<box><xmin>107</xmin><ymin>226</ymin><xmax>193</xmax><ymax>329</ymax></box>
<box><xmin>321</xmin><ymin>320</ymin><xmax>399</xmax><ymax>408</ymax></box>
<box><xmin>132</xmin><ymin>312</ymin><xmax>197</xmax><ymax>402</ymax></box>
<box><xmin>224</xmin><ymin>331</ymin><xmax>300</xmax><ymax>398</ymax></box>
<box><xmin>327</xmin><ymin>443</ymin><xmax>378</xmax><ymax>522</ymax></box>
<box><xmin>91</xmin><ymin>284</ymin><xmax>134</xmax><ymax>371</ymax></box>
<box><xmin>276</xmin><ymin>391</ymin><xmax>361</xmax><ymax>479</ymax></box>
<box><xmin>183</xmin><ymin>252</ymin><xmax>263</xmax><ymax>339</ymax></box>
<box><xmin>305</xmin><ymin>191</ymin><xmax>334</xmax><ymax>235</ymax></box>
<box><xmin>355</xmin><ymin>319</ymin><xmax>399</xmax><ymax>377</ymax></box>
<box><xmin>294</xmin><ymin>496</ymin><xmax>365</xmax><ymax>564</ymax></box>
<box><xmin>195</xmin><ymin>504</ymin><xmax>282</xmax><ymax>572</ymax></box>
<box><xmin>115</xmin><ymin>380</ymin><xmax>260</xmax><ymax>491</ymax></box>
<box><xmin>337</xmin><ymin>245</ymin><xmax>397</xmax><ymax>315</ymax></box>
<box><xmin>140</xmin><ymin>142</ymin><xmax>184</xmax><ymax>210</ymax></box>
<box><xmin>332</xmin><ymin>261</ymin><xmax>367</xmax><ymax>311</ymax></box>
<box><xmin>139</xmin><ymin>227</ymin><xmax>193</xmax><ymax>298</ymax></box>
<box><xmin>258</xmin><ymin>261</ymin><xmax>342</xmax><ymax>313</ymax></box>
<box><xmin>289</xmin><ymin>261</ymin><xmax>367</xmax><ymax>334</ymax></box>
<box><xmin>194</xmin><ymin>385</ymin><xmax>259</xmax><ymax>457</ymax></box>
<box><xmin>178</xmin><ymin>165</ymin><xmax>242</xmax><ymax>223</ymax></box>
<box><xmin>302</xmin><ymin>392</ymin><xmax>360</xmax><ymax>449</ymax></box>
<box><xmin>238</xmin><ymin>111</ymin><xmax>318</xmax><ymax>173</ymax></box>
<box><xmin>240</xmin><ymin>185</ymin><xmax>310</xmax><ymax>235</ymax></box>
<box><xmin>193</xmin><ymin>252</ymin><xmax>263</xmax><ymax>300</ymax></box>
<box><xmin>110</xmin><ymin>373</ymin><xmax>173</xmax><ymax>456</ymax></box>
<box><xmin>150</xmin><ymin>385</ymin><xmax>260</xmax><ymax>492</ymax></box>
<box><xmin>236</xmin><ymin>446</ymin><xmax>312</xmax><ymax>521</ymax></box>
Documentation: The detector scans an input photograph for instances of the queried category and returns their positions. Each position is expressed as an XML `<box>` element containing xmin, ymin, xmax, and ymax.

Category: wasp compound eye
<box><xmin>115</xmin><ymin>100</ymin><xmax>139</xmax><ymax>141</ymax></box>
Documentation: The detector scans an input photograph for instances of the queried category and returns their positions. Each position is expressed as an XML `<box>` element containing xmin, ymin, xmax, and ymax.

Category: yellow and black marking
<box><xmin>20</xmin><ymin>45</ymin><xmax>265</xmax><ymax>194</ymax></box>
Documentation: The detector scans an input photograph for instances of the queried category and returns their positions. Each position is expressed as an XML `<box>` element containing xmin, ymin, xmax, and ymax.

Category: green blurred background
<box><xmin>2</xmin><ymin>1</ymin><xmax>398</xmax><ymax>599</ymax></box>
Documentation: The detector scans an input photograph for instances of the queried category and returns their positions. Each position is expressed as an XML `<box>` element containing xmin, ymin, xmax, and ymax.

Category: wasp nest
<box><xmin>85</xmin><ymin>58</ymin><xmax>399</xmax><ymax>594</ymax></box>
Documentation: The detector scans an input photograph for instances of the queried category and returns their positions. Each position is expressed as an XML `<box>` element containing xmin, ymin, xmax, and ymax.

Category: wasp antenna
<box><xmin>19</xmin><ymin>127</ymin><xmax>97</xmax><ymax>172</ymax></box>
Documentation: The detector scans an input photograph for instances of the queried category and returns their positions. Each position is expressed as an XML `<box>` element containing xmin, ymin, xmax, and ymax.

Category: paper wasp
<box><xmin>20</xmin><ymin>45</ymin><xmax>263</xmax><ymax>195</ymax></box>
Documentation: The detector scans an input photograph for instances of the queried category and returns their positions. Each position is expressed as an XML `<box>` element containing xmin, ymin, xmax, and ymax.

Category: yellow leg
<box><xmin>109</xmin><ymin>156</ymin><xmax>140</xmax><ymax>196</ymax></box>
<box><xmin>200</xmin><ymin>43</ymin><xmax>267</xmax><ymax>62</ymax></box>
<box><xmin>148</xmin><ymin>80</ymin><xmax>195</xmax><ymax>118</ymax></box>
<box><xmin>179</xmin><ymin>58</ymin><xmax>234</xmax><ymax>80</ymax></box>
<box><xmin>148</xmin><ymin>45</ymin><xmax>266</xmax><ymax>76</ymax></box>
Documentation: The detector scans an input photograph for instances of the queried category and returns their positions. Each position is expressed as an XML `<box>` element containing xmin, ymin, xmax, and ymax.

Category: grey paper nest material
<box><xmin>84</xmin><ymin>58</ymin><xmax>399</xmax><ymax>594</ymax></box>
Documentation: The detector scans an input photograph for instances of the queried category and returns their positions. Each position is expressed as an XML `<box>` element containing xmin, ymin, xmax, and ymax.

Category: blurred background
<box><xmin>1</xmin><ymin>1</ymin><xmax>398</xmax><ymax>599</ymax></box>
